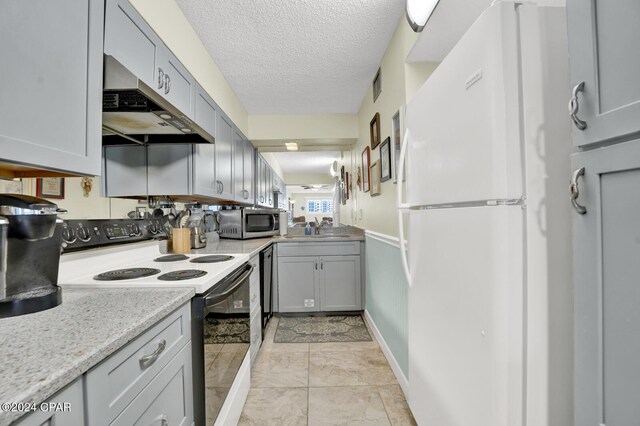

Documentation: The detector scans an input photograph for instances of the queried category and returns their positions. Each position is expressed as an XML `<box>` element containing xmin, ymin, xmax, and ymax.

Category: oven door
<box><xmin>243</xmin><ymin>212</ymin><xmax>279</xmax><ymax>238</ymax></box>
<box><xmin>192</xmin><ymin>263</ymin><xmax>252</xmax><ymax>426</ymax></box>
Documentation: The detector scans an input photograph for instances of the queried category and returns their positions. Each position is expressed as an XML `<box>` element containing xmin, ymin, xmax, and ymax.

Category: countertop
<box><xmin>0</xmin><ymin>287</ymin><xmax>194</xmax><ymax>426</ymax></box>
<box><xmin>191</xmin><ymin>236</ymin><xmax>274</xmax><ymax>257</ymax></box>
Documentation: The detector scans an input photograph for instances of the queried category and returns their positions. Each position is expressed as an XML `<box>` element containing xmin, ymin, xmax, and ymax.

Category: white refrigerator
<box><xmin>398</xmin><ymin>2</ymin><xmax>573</xmax><ymax>425</ymax></box>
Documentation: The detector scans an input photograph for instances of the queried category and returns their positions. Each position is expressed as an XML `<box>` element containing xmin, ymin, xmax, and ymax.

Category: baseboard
<box><xmin>363</xmin><ymin>309</ymin><xmax>409</xmax><ymax>398</ymax></box>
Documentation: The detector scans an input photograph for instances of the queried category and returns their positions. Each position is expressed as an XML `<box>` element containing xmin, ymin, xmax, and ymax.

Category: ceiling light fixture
<box><xmin>285</xmin><ymin>142</ymin><xmax>298</xmax><ymax>151</ymax></box>
<box><xmin>406</xmin><ymin>0</ymin><xmax>440</xmax><ymax>33</ymax></box>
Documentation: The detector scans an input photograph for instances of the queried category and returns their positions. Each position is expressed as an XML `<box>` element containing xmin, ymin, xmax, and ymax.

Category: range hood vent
<box><xmin>102</xmin><ymin>56</ymin><xmax>214</xmax><ymax>145</ymax></box>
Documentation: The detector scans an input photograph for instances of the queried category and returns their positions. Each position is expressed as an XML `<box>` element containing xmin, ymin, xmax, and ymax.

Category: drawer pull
<box><xmin>150</xmin><ymin>414</ymin><xmax>169</xmax><ymax>426</ymax></box>
<box><xmin>139</xmin><ymin>339</ymin><xmax>166</xmax><ymax>369</ymax></box>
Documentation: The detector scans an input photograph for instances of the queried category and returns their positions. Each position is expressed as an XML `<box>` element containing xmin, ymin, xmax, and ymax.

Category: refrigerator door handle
<box><xmin>397</xmin><ymin>128</ymin><xmax>411</xmax><ymax>286</ymax></box>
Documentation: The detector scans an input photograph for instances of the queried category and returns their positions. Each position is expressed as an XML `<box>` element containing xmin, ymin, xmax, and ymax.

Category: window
<box><xmin>307</xmin><ymin>199</ymin><xmax>333</xmax><ymax>214</ymax></box>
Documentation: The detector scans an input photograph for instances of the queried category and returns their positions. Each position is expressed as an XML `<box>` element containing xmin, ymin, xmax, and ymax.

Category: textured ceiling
<box><xmin>176</xmin><ymin>0</ymin><xmax>405</xmax><ymax>114</ymax></box>
<box><xmin>271</xmin><ymin>151</ymin><xmax>340</xmax><ymax>175</ymax></box>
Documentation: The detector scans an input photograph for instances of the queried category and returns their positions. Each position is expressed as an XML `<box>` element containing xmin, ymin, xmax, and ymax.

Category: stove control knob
<box><xmin>148</xmin><ymin>223</ymin><xmax>158</xmax><ymax>234</ymax></box>
<box><xmin>77</xmin><ymin>227</ymin><xmax>91</xmax><ymax>242</ymax></box>
<box><xmin>62</xmin><ymin>228</ymin><xmax>77</xmax><ymax>244</ymax></box>
<box><xmin>131</xmin><ymin>224</ymin><xmax>141</xmax><ymax>236</ymax></box>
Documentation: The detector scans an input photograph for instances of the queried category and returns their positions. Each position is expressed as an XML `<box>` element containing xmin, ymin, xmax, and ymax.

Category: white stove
<box><xmin>59</xmin><ymin>241</ymin><xmax>250</xmax><ymax>294</ymax></box>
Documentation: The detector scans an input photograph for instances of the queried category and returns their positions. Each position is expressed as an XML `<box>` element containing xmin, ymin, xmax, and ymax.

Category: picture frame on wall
<box><xmin>361</xmin><ymin>146</ymin><xmax>371</xmax><ymax>192</ymax></box>
<box><xmin>36</xmin><ymin>177</ymin><xmax>65</xmax><ymax>199</ymax></box>
<box><xmin>345</xmin><ymin>172</ymin><xmax>350</xmax><ymax>199</ymax></box>
<box><xmin>391</xmin><ymin>107</ymin><xmax>405</xmax><ymax>184</ymax></box>
<box><xmin>370</xmin><ymin>160</ymin><xmax>381</xmax><ymax>196</ymax></box>
<box><xmin>380</xmin><ymin>137</ymin><xmax>391</xmax><ymax>182</ymax></box>
<box><xmin>370</xmin><ymin>112</ymin><xmax>381</xmax><ymax>149</ymax></box>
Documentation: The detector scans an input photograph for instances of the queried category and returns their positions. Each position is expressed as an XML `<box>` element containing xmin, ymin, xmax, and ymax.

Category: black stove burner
<box><xmin>190</xmin><ymin>255</ymin><xmax>235</xmax><ymax>264</ymax></box>
<box><xmin>157</xmin><ymin>270</ymin><xmax>208</xmax><ymax>281</ymax></box>
<box><xmin>154</xmin><ymin>254</ymin><xmax>189</xmax><ymax>262</ymax></box>
<box><xmin>94</xmin><ymin>268</ymin><xmax>161</xmax><ymax>281</ymax></box>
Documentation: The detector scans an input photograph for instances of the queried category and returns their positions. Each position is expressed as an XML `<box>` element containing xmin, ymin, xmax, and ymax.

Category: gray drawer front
<box><xmin>277</xmin><ymin>241</ymin><xmax>361</xmax><ymax>257</ymax></box>
<box><xmin>111</xmin><ymin>342</ymin><xmax>193</xmax><ymax>426</ymax></box>
<box><xmin>85</xmin><ymin>303</ymin><xmax>191</xmax><ymax>425</ymax></box>
<box><xmin>14</xmin><ymin>379</ymin><xmax>84</xmax><ymax>426</ymax></box>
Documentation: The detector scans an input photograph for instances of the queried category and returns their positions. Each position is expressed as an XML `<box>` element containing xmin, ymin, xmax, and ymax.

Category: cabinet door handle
<box><xmin>570</xmin><ymin>167</ymin><xmax>587</xmax><ymax>215</ymax></box>
<box><xmin>139</xmin><ymin>339</ymin><xmax>166</xmax><ymax>369</ymax></box>
<box><xmin>568</xmin><ymin>81</ymin><xmax>587</xmax><ymax>130</ymax></box>
<box><xmin>315</xmin><ymin>260</ymin><xmax>318</xmax><ymax>270</ymax></box>
<box><xmin>320</xmin><ymin>261</ymin><xmax>323</xmax><ymax>270</ymax></box>
<box><xmin>164</xmin><ymin>74</ymin><xmax>171</xmax><ymax>94</ymax></box>
<box><xmin>157</xmin><ymin>67</ymin><xmax>165</xmax><ymax>89</ymax></box>
<box><xmin>151</xmin><ymin>414</ymin><xmax>169</xmax><ymax>426</ymax></box>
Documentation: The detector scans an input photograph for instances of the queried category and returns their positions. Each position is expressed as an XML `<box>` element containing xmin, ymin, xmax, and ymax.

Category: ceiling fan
<box><xmin>300</xmin><ymin>184</ymin><xmax>331</xmax><ymax>191</ymax></box>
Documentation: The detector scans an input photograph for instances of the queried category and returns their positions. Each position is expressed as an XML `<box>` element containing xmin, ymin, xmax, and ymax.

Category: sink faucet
<box><xmin>314</xmin><ymin>217</ymin><xmax>321</xmax><ymax>235</ymax></box>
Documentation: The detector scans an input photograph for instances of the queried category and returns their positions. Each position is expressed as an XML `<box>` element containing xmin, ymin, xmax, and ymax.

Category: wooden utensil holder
<box><xmin>171</xmin><ymin>228</ymin><xmax>191</xmax><ymax>254</ymax></box>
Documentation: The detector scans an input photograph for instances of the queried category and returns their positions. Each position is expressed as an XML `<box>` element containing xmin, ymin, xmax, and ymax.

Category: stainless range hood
<box><xmin>102</xmin><ymin>55</ymin><xmax>214</xmax><ymax>145</ymax></box>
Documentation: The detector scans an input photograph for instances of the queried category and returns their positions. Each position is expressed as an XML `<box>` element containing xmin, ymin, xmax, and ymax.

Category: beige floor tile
<box><xmin>220</xmin><ymin>343</ymin><xmax>250</xmax><ymax>353</ymax></box>
<box><xmin>260</xmin><ymin>341</ymin><xmax>310</xmax><ymax>353</ymax></box>
<box><xmin>377</xmin><ymin>386</ymin><xmax>417</xmax><ymax>426</ymax></box>
<box><xmin>205</xmin><ymin>343</ymin><xmax>224</xmax><ymax>357</ymax></box>
<box><xmin>309</xmin><ymin>341</ymin><xmax>379</xmax><ymax>352</ymax></box>
<box><xmin>251</xmin><ymin>351</ymin><xmax>309</xmax><ymax>387</ymax></box>
<box><xmin>309</xmin><ymin>349</ymin><xmax>397</xmax><ymax>386</ymax></box>
<box><xmin>308</xmin><ymin>386</ymin><xmax>391</xmax><ymax>426</ymax></box>
<box><xmin>239</xmin><ymin>387</ymin><xmax>308</xmax><ymax>426</ymax></box>
<box><xmin>205</xmin><ymin>387</ymin><xmax>228</xmax><ymax>426</ymax></box>
<box><xmin>205</xmin><ymin>351</ymin><xmax>245</xmax><ymax>386</ymax></box>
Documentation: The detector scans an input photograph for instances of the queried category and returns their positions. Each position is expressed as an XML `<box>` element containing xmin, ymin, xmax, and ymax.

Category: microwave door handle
<box><xmin>204</xmin><ymin>265</ymin><xmax>253</xmax><ymax>306</ymax></box>
<box><xmin>271</xmin><ymin>214</ymin><xmax>277</xmax><ymax>231</ymax></box>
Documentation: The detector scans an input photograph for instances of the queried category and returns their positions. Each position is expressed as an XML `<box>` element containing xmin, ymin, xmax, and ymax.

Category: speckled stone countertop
<box><xmin>0</xmin><ymin>287</ymin><xmax>194</xmax><ymax>426</ymax></box>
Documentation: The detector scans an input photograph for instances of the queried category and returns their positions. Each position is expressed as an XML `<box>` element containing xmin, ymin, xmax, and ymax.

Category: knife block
<box><xmin>171</xmin><ymin>228</ymin><xmax>191</xmax><ymax>254</ymax></box>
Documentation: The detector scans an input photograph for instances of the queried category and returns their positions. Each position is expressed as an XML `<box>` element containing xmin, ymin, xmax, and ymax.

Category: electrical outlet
<box><xmin>304</xmin><ymin>299</ymin><xmax>315</xmax><ymax>308</ymax></box>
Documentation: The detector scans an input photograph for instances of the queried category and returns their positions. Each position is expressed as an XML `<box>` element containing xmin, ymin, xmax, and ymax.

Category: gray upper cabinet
<box><xmin>233</xmin><ymin>129</ymin><xmax>245</xmax><ymax>202</ymax></box>
<box><xmin>567</xmin><ymin>0</ymin><xmax>640</xmax><ymax>147</ymax></box>
<box><xmin>103</xmin><ymin>145</ymin><xmax>148</xmax><ymax>197</ymax></box>
<box><xmin>243</xmin><ymin>139</ymin><xmax>255</xmax><ymax>205</ymax></box>
<box><xmin>571</xmin><ymin>140</ymin><xmax>640</xmax><ymax>426</ymax></box>
<box><xmin>156</xmin><ymin>48</ymin><xmax>195</xmax><ymax>119</ymax></box>
<box><xmin>194</xmin><ymin>84</ymin><xmax>216</xmax><ymax>137</ymax></box>
<box><xmin>105</xmin><ymin>0</ymin><xmax>195</xmax><ymax>119</ymax></box>
<box><xmin>0</xmin><ymin>0</ymin><xmax>104</xmax><ymax>176</ymax></box>
<box><xmin>216</xmin><ymin>115</ymin><xmax>234</xmax><ymax>200</ymax></box>
<box><xmin>147</xmin><ymin>144</ymin><xmax>192</xmax><ymax>196</ymax></box>
<box><xmin>104</xmin><ymin>0</ymin><xmax>160</xmax><ymax>89</ymax></box>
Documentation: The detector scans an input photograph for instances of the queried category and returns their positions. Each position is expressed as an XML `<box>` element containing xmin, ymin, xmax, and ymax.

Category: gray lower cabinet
<box><xmin>319</xmin><ymin>256</ymin><xmax>361</xmax><ymax>311</ymax></box>
<box><xmin>571</xmin><ymin>140</ymin><xmax>640</xmax><ymax>425</ymax></box>
<box><xmin>85</xmin><ymin>302</ymin><xmax>192</xmax><ymax>425</ymax></box>
<box><xmin>0</xmin><ymin>0</ymin><xmax>103</xmax><ymax>176</ymax></box>
<box><xmin>567</xmin><ymin>0</ymin><xmax>640</xmax><ymax>146</ymax></box>
<box><xmin>14</xmin><ymin>379</ymin><xmax>84</xmax><ymax>426</ymax></box>
<box><xmin>277</xmin><ymin>243</ymin><xmax>362</xmax><ymax>313</ymax></box>
<box><xmin>278</xmin><ymin>256</ymin><xmax>319</xmax><ymax>312</ymax></box>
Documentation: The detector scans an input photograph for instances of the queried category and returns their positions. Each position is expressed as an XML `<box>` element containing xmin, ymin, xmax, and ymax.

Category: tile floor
<box><xmin>239</xmin><ymin>316</ymin><xmax>417</xmax><ymax>425</ymax></box>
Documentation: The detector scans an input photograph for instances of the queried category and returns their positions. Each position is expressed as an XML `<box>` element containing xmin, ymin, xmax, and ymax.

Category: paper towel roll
<box><xmin>279</xmin><ymin>211</ymin><xmax>288</xmax><ymax>236</ymax></box>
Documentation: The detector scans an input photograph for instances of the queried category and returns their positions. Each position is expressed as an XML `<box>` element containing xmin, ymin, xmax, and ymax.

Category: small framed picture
<box><xmin>370</xmin><ymin>112</ymin><xmax>381</xmax><ymax>149</ymax></box>
<box><xmin>361</xmin><ymin>147</ymin><xmax>371</xmax><ymax>192</ymax></box>
<box><xmin>345</xmin><ymin>172</ymin><xmax>350</xmax><ymax>199</ymax></box>
<box><xmin>391</xmin><ymin>108</ymin><xmax>406</xmax><ymax>184</ymax></box>
<box><xmin>380</xmin><ymin>137</ymin><xmax>391</xmax><ymax>182</ymax></box>
<box><xmin>36</xmin><ymin>178</ymin><xmax>65</xmax><ymax>199</ymax></box>
<box><xmin>370</xmin><ymin>160</ymin><xmax>381</xmax><ymax>196</ymax></box>
<box><xmin>340</xmin><ymin>165</ymin><xmax>345</xmax><ymax>181</ymax></box>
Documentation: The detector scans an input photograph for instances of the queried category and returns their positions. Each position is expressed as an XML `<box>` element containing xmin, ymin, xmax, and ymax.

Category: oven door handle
<box><xmin>204</xmin><ymin>264</ymin><xmax>253</xmax><ymax>307</ymax></box>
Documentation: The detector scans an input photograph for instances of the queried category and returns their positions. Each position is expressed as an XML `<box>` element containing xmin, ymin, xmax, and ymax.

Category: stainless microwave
<box><xmin>218</xmin><ymin>208</ymin><xmax>280</xmax><ymax>239</ymax></box>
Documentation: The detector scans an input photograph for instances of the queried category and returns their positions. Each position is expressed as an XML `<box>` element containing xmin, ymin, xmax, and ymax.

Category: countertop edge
<box><xmin>0</xmin><ymin>288</ymin><xmax>195</xmax><ymax>426</ymax></box>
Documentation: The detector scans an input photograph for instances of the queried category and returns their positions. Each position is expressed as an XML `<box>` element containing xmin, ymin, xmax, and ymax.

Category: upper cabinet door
<box><xmin>104</xmin><ymin>0</ymin><xmax>161</xmax><ymax>89</ymax></box>
<box><xmin>156</xmin><ymin>48</ymin><xmax>195</xmax><ymax>119</ymax></box>
<box><xmin>567</xmin><ymin>0</ymin><xmax>640</xmax><ymax>147</ymax></box>
<box><xmin>215</xmin><ymin>115</ymin><xmax>234</xmax><ymax>200</ymax></box>
<box><xmin>194</xmin><ymin>84</ymin><xmax>216</xmax><ymax>137</ymax></box>
<box><xmin>233</xmin><ymin>129</ymin><xmax>245</xmax><ymax>202</ymax></box>
<box><xmin>243</xmin><ymin>140</ymin><xmax>255</xmax><ymax>205</ymax></box>
<box><xmin>0</xmin><ymin>0</ymin><xmax>104</xmax><ymax>176</ymax></box>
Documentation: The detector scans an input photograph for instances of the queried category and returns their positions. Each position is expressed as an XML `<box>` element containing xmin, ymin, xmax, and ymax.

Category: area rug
<box><xmin>274</xmin><ymin>315</ymin><xmax>372</xmax><ymax>343</ymax></box>
<box><xmin>204</xmin><ymin>316</ymin><xmax>250</xmax><ymax>344</ymax></box>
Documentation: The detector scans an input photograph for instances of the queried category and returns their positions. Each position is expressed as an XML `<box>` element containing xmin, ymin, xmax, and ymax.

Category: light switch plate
<box><xmin>304</xmin><ymin>299</ymin><xmax>315</xmax><ymax>308</ymax></box>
